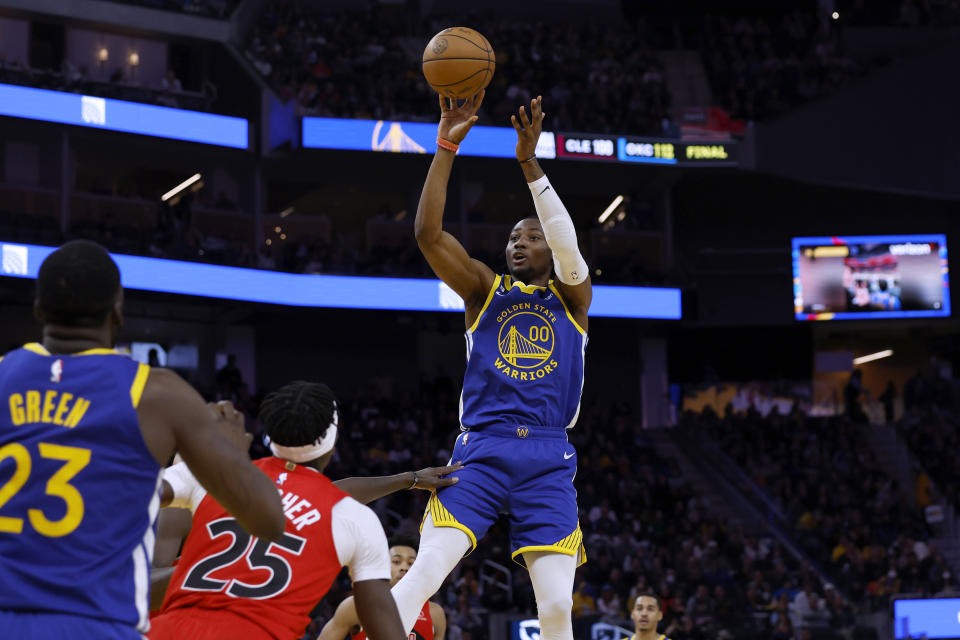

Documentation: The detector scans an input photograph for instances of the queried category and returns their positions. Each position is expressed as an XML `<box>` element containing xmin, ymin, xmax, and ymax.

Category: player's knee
<box><xmin>537</xmin><ymin>595</ymin><xmax>573</xmax><ymax>624</ymax></box>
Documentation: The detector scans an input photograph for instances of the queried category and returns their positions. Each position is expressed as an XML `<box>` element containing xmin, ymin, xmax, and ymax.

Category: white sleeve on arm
<box><xmin>331</xmin><ymin>497</ymin><xmax>391</xmax><ymax>583</ymax></box>
<box><xmin>527</xmin><ymin>174</ymin><xmax>589</xmax><ymax>286</ymax></box>
<box><xmin>163</xmin><ymin>462</ymin><xmax>207</xmax><ymax>513</ymax></box>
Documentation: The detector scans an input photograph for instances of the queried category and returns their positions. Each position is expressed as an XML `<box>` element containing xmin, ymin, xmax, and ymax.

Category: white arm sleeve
<box><xmin>527</xmin><ymin>174</ymin><xmax>589</xmax><ymax>286</ymax></box>
<box><xmin>331</xmin><ymin>497</ymin><xmax>391</xmax><ymax>583</ymax></box>
<box><xmin>163</xmin><ymin>462</ymin><xmax>207</xmax><ymax>513</ymax></box>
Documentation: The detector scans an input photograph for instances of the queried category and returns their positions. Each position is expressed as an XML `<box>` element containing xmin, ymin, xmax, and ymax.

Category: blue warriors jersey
<box><xmin>460</xmin><ymin>275</ymin><xmax>587</xmax><ymax>433</ymax></box>
<box><xmin>0</xmin><ymin>343</ymin><xmax>161</xmax><ymax>634</ymax></box>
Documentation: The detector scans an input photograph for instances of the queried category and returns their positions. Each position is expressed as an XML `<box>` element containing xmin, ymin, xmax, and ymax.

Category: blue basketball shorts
<box><xmin>424</xmin><ymin>425</ymin><xmax>586</xmax><ymax>567</ymax></box>
<box><xmin>0</xmin><ymin>610</ymin><xmax>144</xmax><ymax>639</ymax></box>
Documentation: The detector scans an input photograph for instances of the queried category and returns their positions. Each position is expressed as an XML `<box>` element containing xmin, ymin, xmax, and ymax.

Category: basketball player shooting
<box><xmin>391</xmin><ymin>92</ymin><xmax>592</xmax><ymax>640</ymax></box>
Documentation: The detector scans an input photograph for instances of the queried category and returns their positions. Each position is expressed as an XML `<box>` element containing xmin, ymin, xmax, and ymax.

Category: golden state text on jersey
<box><xmin>460</xmin><ymin>275</ymin><xmax>587</xmax><ymax>433</ymax></box>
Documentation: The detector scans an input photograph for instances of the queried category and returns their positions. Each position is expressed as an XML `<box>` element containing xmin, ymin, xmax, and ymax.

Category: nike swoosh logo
<box><xmin>564</xmin><ymin>451</ymin><xmax>575</xmax><ymax>460</ymax></box>
<box><xmin>538</xmin><ymin>185</ymin><xmax>551</xmax><ymax>196</ymax></box>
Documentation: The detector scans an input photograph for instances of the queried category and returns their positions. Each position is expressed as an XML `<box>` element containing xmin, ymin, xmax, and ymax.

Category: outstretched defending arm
<box><xmin>415</xmin><ymin>92</ymin><xmax>496</xmax><ymax>319</ymax></box>
<box><xmin>333</xmin><ymin>464</ymin><xmax>461</xmax><ymax>505</ymax></box>
<box><xmin>511</xmin><ymin>96</ymin><xmax>592</xmax><ymax>327</ymax></box>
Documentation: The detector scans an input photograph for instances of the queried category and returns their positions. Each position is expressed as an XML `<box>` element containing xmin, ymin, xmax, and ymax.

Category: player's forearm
<box><xmin>519</xmin><ymin>157</ymin><xmax>545</xmax><ymax>183</ymax></box>
<box><xmin>526</xmin><ymin>173</ymin><xmax>588</xmax><ymax>286</ymax></box>
<box><xmin>414</xmin><ymin>149</ymin><xmax>456</xmax><ymax>245</ymax></box>
<box><xmin>201</xmin><ymin>457</ymin><xmax>285</xmax><ymax>541</ymax></box>
<box><xmin>354</xmin><ymin>579</ymin><xmax>407</xmax><ymax>640</ymax></box>
<box><xmin>317</xmin><ymin>619</ymin><xmax>355</xmax><ymax>640</ymax></box>
<box><xmin>334</xmin><ymin>472</ymin><xmax>415</xmax><ymax>505</ymax></box>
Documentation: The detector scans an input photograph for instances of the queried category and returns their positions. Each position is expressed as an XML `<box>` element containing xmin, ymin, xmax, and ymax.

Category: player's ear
<box><xmin>33</xmin><ymin>299</ymin><xmax>44</xmax><ymax>323</ymax></box>
<box><xmin>111</xmin><ymin>289</ymin><xmax>124</xmax><ymax>330</ymax></box>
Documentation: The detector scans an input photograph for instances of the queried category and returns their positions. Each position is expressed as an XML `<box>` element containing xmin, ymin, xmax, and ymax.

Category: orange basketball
<box><xmin>422</xmin><ymin>27</ymin><xmax>495</xmax><ymax>100</ymax></box>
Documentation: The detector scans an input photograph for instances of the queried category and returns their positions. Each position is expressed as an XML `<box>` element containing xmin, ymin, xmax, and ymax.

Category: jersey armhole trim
<box><xmin>548</xmin><ymin>282</ymin><xmax>586</xmax><ymax>335</ymax></box>
<box><xmin>130</xmin><ymin>363</ymin><xmax>150</xmax><ymax>408</ymax></box>
<box><xmin>23</xmin><ymin>342</ymin><xmax>50</xmax><ymax>355</ymax></box>
<box><xmin>467</xmin><ymin>274</ymin><xmax>502</xmax><ymax>334</ymax></box>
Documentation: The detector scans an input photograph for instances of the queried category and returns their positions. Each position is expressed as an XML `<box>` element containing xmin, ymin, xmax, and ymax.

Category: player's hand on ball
<box><xmin>438</xmin><ymin>90</ymin><xmax>485</xmax><ymax>145</ymax></box>
<box><xmin>412</xmin><ymin>464</ymin><xmax>463</xmax><ymax>491</ymax></box>
<box><xmin>510</xmin><ymin>95</ymin><xmax>545</xmax><ymax>162</ymax></box>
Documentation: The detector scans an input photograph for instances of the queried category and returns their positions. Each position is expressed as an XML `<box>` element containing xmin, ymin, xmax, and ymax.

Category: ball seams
<box><xmin>422</xmin><ymin>67</ymin><xmax>491</xmax><ymax>88</ymax></box>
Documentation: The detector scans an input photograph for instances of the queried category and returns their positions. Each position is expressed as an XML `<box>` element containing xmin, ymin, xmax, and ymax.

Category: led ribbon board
<box><xmin>0</xmin><ymin>83</ymin><xmax>249</xmax><ymax>149</ymax></box>
<box><xmin>303</xmin><ymin>117</ymin><xmax>737</xmax><ymax>166</ymax></box>
<box><xmin>0</xmin><ymin>242</ymin><xmax>681</xmax><ymax>319</ymax></box>
<box><xmin>302</xmin><ymin>117</ymin><xmax>556</xmax><ymax>159</ymax></box>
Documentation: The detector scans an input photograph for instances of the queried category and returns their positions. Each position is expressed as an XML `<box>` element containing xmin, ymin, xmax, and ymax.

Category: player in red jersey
<box><xmin>317</xmin><ymin>535</ymin><xmax>446</xmax><ymax>640</ymax></box>
<box><xmin>149</xmin><ymin>381</ymin><xmax>422</xmax><ymax>640</ymax></box>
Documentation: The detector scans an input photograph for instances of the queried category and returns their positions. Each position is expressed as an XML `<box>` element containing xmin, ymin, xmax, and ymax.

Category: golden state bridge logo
<box><xmin>371</xmin><ymin>121</ymin><xmax>426</xmax><ymax>153</ymax></box>
<box><xmin>495</xmin><ymin>304</ymin><xmax>559</xmax><ymax>381</ymax></box>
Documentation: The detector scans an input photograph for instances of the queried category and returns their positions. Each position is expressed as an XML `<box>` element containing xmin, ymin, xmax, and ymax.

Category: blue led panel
<box><xmin>894</xmin><ymin>598</ymin><xmax>960</xmax><ymax>639</ymax></box>
<box><xmin>0</xmin><ymin>242</ymin><xmax>680</xmax><ymax>319</ymax></box>
<box><xmin>0</xmin><ymin>83</ymin><xmax>249</xmax><ymax>149</ymax></box>
<box><xmin>302</xmin><ymin>117</ymin><xmax>556</xmax><ymax>159</ymax></box>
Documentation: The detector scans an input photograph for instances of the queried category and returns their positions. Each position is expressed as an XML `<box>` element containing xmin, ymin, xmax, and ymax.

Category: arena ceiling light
<box><xmin>853</xmin><ymin>350</ymin><xmax>894</xmax><ymax>365</ymax></box>
<box><xmin>598</xmin><ymin>195</ymin><xmax>624</xmax><ymax>224</ymax></box>
<box><xmin>161</xmin><ymin>173</ymin><xmax>202</xmax><ymax>202</ymax></box>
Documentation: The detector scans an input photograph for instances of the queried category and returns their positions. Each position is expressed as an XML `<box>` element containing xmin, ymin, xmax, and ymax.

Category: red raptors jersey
<box><xmin>351</xmin><ymin>602</ymin><xmax>434</xmax><ymax>640</ymax></box>
<box><xmin>159</xmin><ymin>457</ymin><xmax>348</xmax><ymax>638</ymax></box>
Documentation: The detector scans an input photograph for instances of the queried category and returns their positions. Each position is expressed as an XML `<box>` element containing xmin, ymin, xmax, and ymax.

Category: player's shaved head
<box><xmin>259</xmin><ymin>381</ymin><xmax>337</xmax><ymax>447</ymax></box>
<box><xmin>515</xmin><ymin>217</ymin><xmax>541</xmax><ymax>229</ymax></box>
<box><xmin>36</xmin><ymin>240</ymin><xmax>121</xmax><ymax>328</ymax></box>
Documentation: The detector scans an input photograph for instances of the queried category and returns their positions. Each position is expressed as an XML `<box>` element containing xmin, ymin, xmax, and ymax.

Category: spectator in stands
<box><xmin>161</xmin><ymin>69</ymin><xmax>183</xmax><ymax>93</ymax></box>
<box><xmin>844</xmin><ymin>369</ymin><xmax>867</xmax><ymax>422</ymax></box>
<box><xmin>215</xmin><ymin>353</ymin><xmax>244</xmax><ymax>400</ymax></box>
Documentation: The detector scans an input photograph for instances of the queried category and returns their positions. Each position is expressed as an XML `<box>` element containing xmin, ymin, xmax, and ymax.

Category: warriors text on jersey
<box><xmin>352</xmin><ymin>602</ymin><xmax>434</xmax><ymax>640</ymax></box>
<box><xmin>460</xmin><ymin>275</ymin><xmax>587</xmax><ymax>434</ymax></box>
<box><xmin>0</xmin><ymin>343</ymin><xmax>159</xmax><ymax>634</ymax></box>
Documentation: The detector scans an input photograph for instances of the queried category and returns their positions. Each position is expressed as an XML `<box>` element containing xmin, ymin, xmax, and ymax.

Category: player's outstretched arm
<box><xmin>430</xmin><ymin>602</ymin><xmax>447</xmax><ymax>640</ymax></box>
<box><xmin>415</xmin><ymin>91</ymin><xmax>495</xmax><ymax>311</ymax></box>
<box><xmin>511</xmin><ymin>96</ymin><xmax>592</xmax><ymax>329</ymax></box>
<box><xmin>354</xmin><ymin>579</ymin><xmax>406</xmax><ymax>640</ymax></box>
<box><xmin>316</xmin><ymin>596</ymin><xmax>360</xmax><ymax>640</ymax></box>
<box><xmin>334</xmin><ymin>464</ymin><xmax>461</xmax><ymax>505</ymax></box>
<box><xmin>138</xmin><ymin>369</ymin><xmax>285</xmax><ymax>541</ymax></box>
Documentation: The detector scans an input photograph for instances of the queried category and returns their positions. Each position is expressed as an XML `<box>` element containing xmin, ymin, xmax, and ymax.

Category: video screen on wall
<box><xmin>792</xmin><ymin>234</ymin><xmax>950</xmax><ymax>321</ymax></box>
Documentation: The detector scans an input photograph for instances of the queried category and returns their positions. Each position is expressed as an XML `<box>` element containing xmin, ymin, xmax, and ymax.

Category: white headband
<box><xmin>267</xmin><ymin>406</ymin><xmax>338</xmax><ymax>464</ymax></box>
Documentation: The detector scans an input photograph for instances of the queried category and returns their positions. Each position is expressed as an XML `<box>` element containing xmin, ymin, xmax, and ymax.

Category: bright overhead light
<box><xmin>161</xmin><ymin>173</ymin><xmax>201</xmax><ymax>202</ymax></box>
<box><xmin>279</xmin><ymin>207</ymin><xmax>294</xmax><ymax>218</ymax></box>
<box><xmin>598</xmin><ymin>195</ymin><xmax>624</xmax><ymax>224</ymax></box>
<box><xmin>853</xmin><ymin>350</ymin><xmax>893</xmax><ymax>365</ymax></box>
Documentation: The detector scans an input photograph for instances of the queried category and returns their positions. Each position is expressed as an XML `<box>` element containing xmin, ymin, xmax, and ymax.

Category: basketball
<box><xmin>422</xmin><ymin>27</ymin><xmax>495</xmax><ymax>100</ymax></box>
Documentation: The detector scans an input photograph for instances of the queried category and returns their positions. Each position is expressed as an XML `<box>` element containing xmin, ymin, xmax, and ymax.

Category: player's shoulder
<box><xmin>139</xmin><ymin>367</ymin><xmax>187</xmax><ymax>401</ymax></box>
<box><xmin>332</xmin><ymin>495</ymin><xmax>379</xmax><ymax>524</ymax></box>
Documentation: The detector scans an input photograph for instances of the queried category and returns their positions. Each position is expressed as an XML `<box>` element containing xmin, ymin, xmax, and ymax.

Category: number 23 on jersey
<box><xmin>0</xmin><ymin>441</ymin><xmax>91</xmax><ymax>537</ymax></box>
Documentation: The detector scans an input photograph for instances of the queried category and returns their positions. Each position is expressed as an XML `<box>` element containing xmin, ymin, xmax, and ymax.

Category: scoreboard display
<box><xmin>555</xmin><ymin>133</ymin><xmax>736</xmax><ymax>166</ymax></box>
<box><xmin>556</xmin><ymin>134</ymin><xmax>617</xmax><ymax>160</ymax></box>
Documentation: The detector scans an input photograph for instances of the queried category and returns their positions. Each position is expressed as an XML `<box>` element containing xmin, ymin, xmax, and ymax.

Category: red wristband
<box><xmin>436</xmin><ymin>137</ymin><xmax>459</xmax><ymax>153</ymax></box>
